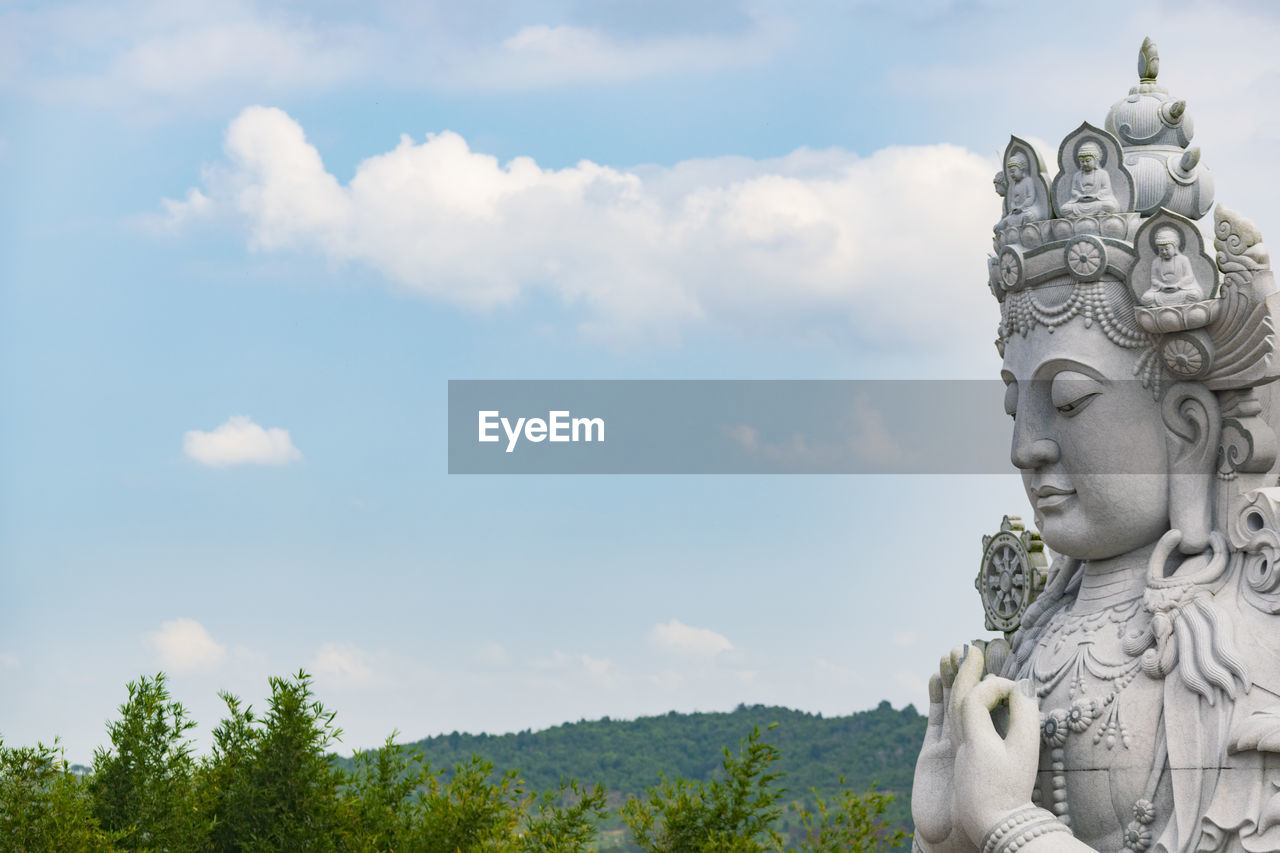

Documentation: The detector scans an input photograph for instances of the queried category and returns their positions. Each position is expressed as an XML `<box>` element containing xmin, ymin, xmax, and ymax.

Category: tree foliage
<box><xmin>793</xmin><ymin>782</ymin><xmax>907</xmax><ymax>853</ymax></box>
<box><xmin>89</xmin><ymin>673</ymin><xmax>204</xmax><ymax>850</ymax></box>
<box><xmin>0</xmin><ymin>738</ymin><xmax>117</xmax><ymax>851</ymax></box>
<box><xmin>371</xmin><ymin>701</ymin><xmax>923</xmax><ymax>828</ymax></box>
<box><xmin>3</xmin><ymin>672</ymin><xmax>907</xmax><ymax>852</ymax></box>
<box><xmin>622</xmin><ymin>725</ymin><xmax>786</xmax><ymax>853</ymax></box>
<box><xmin>205</xmin><ymin>670</ymin><xmax>344</xmax><ymax>852</ymax></box>
<box><xmin>619</xmin><ymin>726</ymin><xmax>906</xmax><ymax>853</ymax></box>
<box><xmin>336</xmin><ymin>733</ymin><xmax>425</xmax><ymax>850</ymax></box>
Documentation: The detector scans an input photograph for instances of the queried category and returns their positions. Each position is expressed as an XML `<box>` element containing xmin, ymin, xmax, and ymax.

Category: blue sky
<box><xmin>4</xmin><ymin>0</ymin><xmax>1280</xmax><ymax>762</ymax></box>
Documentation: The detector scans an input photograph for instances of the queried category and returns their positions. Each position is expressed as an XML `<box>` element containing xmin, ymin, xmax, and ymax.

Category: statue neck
<box><xmin>1074</xmin><ymin>542</ymin><xmax>1157</xmax><ymax>612</ymax></box>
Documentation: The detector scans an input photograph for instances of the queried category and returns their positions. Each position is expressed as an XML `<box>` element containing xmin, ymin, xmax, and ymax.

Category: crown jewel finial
<box><xmin>1139</xmin><ymin>37</ymin><xmax>1159</xmax><ymax>81</ymax></box>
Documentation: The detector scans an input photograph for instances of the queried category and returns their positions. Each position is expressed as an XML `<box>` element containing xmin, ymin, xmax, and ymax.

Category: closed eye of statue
<box><xmin>1050</xmin><ymin>371</ymin><xmax>1103</xmax><ymax>416</ymax></box>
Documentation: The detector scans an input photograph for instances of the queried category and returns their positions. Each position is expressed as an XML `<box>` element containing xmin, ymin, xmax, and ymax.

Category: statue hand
<box><xmin>953</xmin><ymin>675</ymin><xmax>1042</xmax><ymax>845</ymax></box>
<box><xmin>912</xmin><ymin>645</ymin><xmax>985</xmax><ymax>851</ymax></box>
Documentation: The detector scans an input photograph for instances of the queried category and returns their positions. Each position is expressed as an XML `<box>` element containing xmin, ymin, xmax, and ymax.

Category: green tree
<box><xmin>621</xmin><ymin>725</ymin><xmax>786</xmax><ymax>853</ymax></box>
<box><xmin>397</xmin><ymin>757</ymin><xmax>607</xmax><ymax>853</ymax></box>
<box><xmin>204</xmin><ymin>670</ymin><xmax>344</xmax><ymax>852</ymax></box>
<box><xmin>792</xmin><ymin>782</ymin><xmax>906</xmax><ymax>853</ymax></box>
<box><xmin>336</xmin><ymin>733</ymin><xmax>430</xmax><ymax>851</ymax></box>
<box><xmin>201</xmin><ymin>690</ymin><xmax>260</xmax><ymax>852</ymax></box>
<box><xmin>0</xmin><ymin>738</ymin><xmax>117</xmax><ymax>852</ymax></box>
<box><xmin>403</xmin><ymin>756</ymin><xmax>525</xmax><ymax>852</ymax></box>
<box><xmin>520</xmin><ymin>779</ymin><xmax>609</xmax><ymax>853</ymax></box>
<box><xmin>89</xmin><ymin>673</ymin><xmax>205</xmax><ymax>850</ymax></box>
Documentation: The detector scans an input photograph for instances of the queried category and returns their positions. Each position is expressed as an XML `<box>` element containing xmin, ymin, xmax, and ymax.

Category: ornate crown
<box><xmin>988</xmin><ymin>38</ymin><xmax>1279</xmax><ymax>400</ymax></box>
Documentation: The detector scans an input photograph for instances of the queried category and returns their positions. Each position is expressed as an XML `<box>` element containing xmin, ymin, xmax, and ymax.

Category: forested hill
<box><xmin>353</xmin><ymin>701</ymin><xmax>926</xmax><ymax>826</ymax></box>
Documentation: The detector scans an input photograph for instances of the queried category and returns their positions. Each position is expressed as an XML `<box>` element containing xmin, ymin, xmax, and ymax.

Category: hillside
<box><xmin>341</xmin><ymin>701</ymin><xmax>926</xmax><ymax>831</ymax></box>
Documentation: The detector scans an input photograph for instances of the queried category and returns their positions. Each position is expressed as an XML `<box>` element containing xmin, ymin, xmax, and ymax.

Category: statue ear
<box><xmin>1161</xmin><ymin>382</ymin><xmax>1221</xmax><ymax>554</ymax></box>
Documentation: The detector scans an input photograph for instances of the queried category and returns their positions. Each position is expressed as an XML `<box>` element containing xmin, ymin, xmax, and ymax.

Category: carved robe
<box><xmin>1141</xmin><ymin>254</ymin><xmax>1200</xmax><ymax>306</ymax></box>
<box><xmin>1005</xmin><ymin>176</ymin><xmax>1043</xmax><ymax>226</ymax></box>
<box><xmin>1061</xmin><ymin>168</ymin><xmax>1119</xmax><ymax>217</ymax></box>
<box><xmin>1010</xmin><ymin>556</ymin><xmax>1280</xmax><ymax>853</ymax></box>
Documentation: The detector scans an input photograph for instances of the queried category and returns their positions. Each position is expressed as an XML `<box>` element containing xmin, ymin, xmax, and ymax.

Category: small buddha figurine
<box><xmin>1059</xmin><ymin>140</ymin><xmax>1120</xmax><ymax>216</ymax></box>
<box><xmin>992</xmin><ymin>171</ymin><xmax>1009</xmax><ymax>232</ymax></box>
<box><xmin>998</xmin><ymin>153</ymin><xmax>1044</xmax><ymax>229</ymax></box>
<box><xmin>1140</xmin><ymin>226</ymin><xmax>1201</xmax><ymax>306</ymax></box>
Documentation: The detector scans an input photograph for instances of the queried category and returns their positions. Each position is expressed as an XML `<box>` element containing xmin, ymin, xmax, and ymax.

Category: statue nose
<box><xmin>1012</xmin><ymin>437</ymin><xmax>1061</xmax><ymax>470</ymax></box>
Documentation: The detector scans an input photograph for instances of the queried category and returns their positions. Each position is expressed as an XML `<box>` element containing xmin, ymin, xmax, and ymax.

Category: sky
<box><xmin>4</xmin><ymin>0</ymin><xmax>1280</xmax><ymax>763</ymax></box>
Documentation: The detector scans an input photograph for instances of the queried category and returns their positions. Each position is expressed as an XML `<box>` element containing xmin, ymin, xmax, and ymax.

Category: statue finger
<box><xmin>960</xmin><ymin>676</ymin><xmax>1014</xmax><ymax>753</ymax></box>
<box><xmin>939</xmin><ymin>651</ymin><xmax>957</xmax><ymax>721</ymax></box>
<box><xmin>924</xmin><ymin>673</ymin><xmax>945</xmax><ymax>745</ymax></box>
<box><xmin>1005</xmin><ymin>679</ymin><xmax>1042</xmax><ymax>754</ymax></box>
<box><xmin>940</xmin><ymin>649</ymin><xmax>959</xmax><ymax>688</ymax></box>
<box><xmin>950</xmin><ymin>644</ymin><xmax>985</xmax><ymax>715</ymax></box>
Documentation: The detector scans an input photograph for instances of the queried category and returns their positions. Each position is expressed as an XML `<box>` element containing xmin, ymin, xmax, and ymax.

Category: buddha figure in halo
<box><xmin>1140</xmin><ymin>227</ymin><xmax>1201</xmax><ymax>307</ymax></box>
<box><xmin>999</xmin><ymin>151</ymin><xmax>1046</xmax><ymax>230</ymax></box>
<box><xmin>1059</xmin><ymin>140</ymin><xmax>1120</xmax><ymax>217</ymax></box>
<box><xmin>913</xmin><ymin>40</ymin><xmax>1280</xmax><ymax>853</ymax></box>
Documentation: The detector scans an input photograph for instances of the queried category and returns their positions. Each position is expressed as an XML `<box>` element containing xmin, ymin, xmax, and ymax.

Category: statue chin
<box><xmin>1032</xmin><ymin>504</ymin><xmax>1170</xmax><ymax>563</ymax></box>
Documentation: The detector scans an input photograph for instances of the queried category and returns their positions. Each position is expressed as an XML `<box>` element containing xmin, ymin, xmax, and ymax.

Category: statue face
<box><xmin>1078</xmin><ymin>152</ymin><xmax>1097</xmax><ymax>171</ymax></box>
<box><xmin>1157</xmin><ymin>241</ymin><xmax>1177</xmax><ymax>260</ymax></box>
<box><xmin>1007</xmin><ymin>160</ymin><xmax>1024</xmax><ymax>181</ymax></box>
<box><xmin>1002</xmin><ymin>315</ymin><xmax>1169</xmax><ymax>560</ymax></box>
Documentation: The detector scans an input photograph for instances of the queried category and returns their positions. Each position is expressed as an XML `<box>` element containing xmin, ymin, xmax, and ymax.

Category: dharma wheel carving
<box><xmin>976</xmin><ymin>515</ymin><xmax>1048</xmax><ymax>636</ymax></box>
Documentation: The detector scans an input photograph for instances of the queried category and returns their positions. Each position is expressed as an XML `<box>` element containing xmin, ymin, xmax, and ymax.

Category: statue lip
<box><xmin>1033</xmin><ymin>484</ymin><xmax>1076</xmax><ymax>510</ymax></box>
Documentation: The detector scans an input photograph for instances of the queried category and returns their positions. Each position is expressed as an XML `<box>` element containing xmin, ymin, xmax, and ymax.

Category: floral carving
<box><xmin>1066</xmin><ymin>699</ymin><xmax>1098</xmax><ymax>733</ymax></box>
<box><xmin>1041</xmin><ymin>709</ymin><xmax>1068</xmax><ymax>748</ymax></box>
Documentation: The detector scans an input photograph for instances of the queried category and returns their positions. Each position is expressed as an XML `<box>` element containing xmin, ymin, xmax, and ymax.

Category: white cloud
<box><xmin>472</xmin><ymin>642</ymin><xmax>509</xmax><ymax>667</ymax></box>
<box><xmin>726</xmin><ymin>424</ymin><xmax>759</xmax><ymax>452</ymax></box>
<box><xmin>310</xmin><ymin>642</ymin><xmax>375</xmax><ymax>686</ymax></box>
<box><xmin>846</xmin><ymin>394</ymin><xmax>907</xmax><ymax>465</ymax></box>
<box><xmin>648</xmin><ymin>670</ymin><xmax>683</xmax><ymax>691</ymax></box>
<box><xmin>10</xmin><ymin>3</ymin><xmax>367</xmax><ymax>111</ymax></box>
<box><xmin>165</xmin><ymin>106</ymin><xmax>996</xmax><ymax>348</ymax></box>
<box><xmin>894</xmin><ymin>670</ymin><xmax>928</xmax><ymax>703</ymax></box>
<box><xmin>145</xmin><ymin>618</ymin><xmax>227</xmax><ymax>673</ymax></box>
<box><xmin>449</xmin><ymin>18</ymin><xmax>789</xmax><ymax>90</ymax></box>
<box><xmin>183</xmin><ymin>415</ymin><xmax>302</xmax><ymax>467</ymax></box>
<box><xmin>105</xmin><ymin>19</ymin><xmax>360</xmax><ymax>98</ymax></box>
<box><xmin>150</xmin><ymin>187</ymin><xmax>211</xmax><ymax>231</ymax></box>
<box><xmin>725</xmin><ymin>395</ymin><xmax>911</xmax><ymax>472</ymax></box>
<box><xmin>649</xmin><ymin>619</ymin><xmax>734</xmax><ymax>658</ymax></box>
<box><xmin>580</xmin><ymin>654</ymin><xmax>617</xmax><ymax>686</ymax></box>
<box><xmin>0</xmin><ymin>652</ymin><xmax>18</xmax><ymax>669</ymax></box>
<box><xmin>4</xmin><ymin>3</ymin><xmax>782</xmax><ymax>108</ymax></box>
<box><xmin>814</xmin><ymin>657</ymin><xmax>861</xmax><ymax>686</ymax></box>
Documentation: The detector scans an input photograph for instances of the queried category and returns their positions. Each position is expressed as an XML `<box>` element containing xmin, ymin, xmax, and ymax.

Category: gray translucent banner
<box><xmin>447</xmin><ymin>380</ymin><xmax>1163</xmax><ymax>474</ymax></box>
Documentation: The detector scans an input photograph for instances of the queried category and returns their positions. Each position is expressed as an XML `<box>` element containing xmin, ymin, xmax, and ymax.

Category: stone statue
<box><xmin>1140</xmin><ymin>227</ymin><xmax>1200</xmax><ymax>306</ymax></box>
<box><xmin>1058</xmin><ymin>141</ymin><xmax>1120</xmax><ymax>217</ymax></box>
<box><xmin>998</xmin><ymin>148</ymin><xmax>1050</xmax><ymax>232</ymax></box>
<box><xmin>913</xmin><ymin>40</ymin><xmax>1280</xmax><ymax>853</ymax></box>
